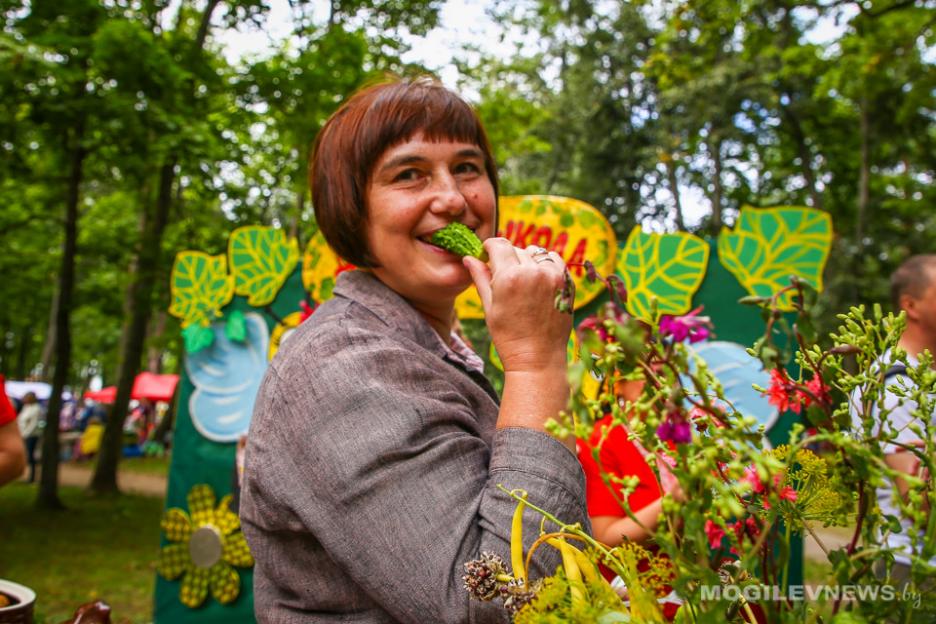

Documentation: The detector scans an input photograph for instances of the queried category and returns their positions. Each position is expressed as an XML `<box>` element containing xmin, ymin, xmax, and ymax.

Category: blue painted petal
<box><xmin>685</xmin><ymin>341</ymin><xmax>779</xmax><ymax>433</ymax></box>
<box><xmin>185</xmin><ymin>312</ymin><xmax>269</xmax><ymax>442</ymax></box>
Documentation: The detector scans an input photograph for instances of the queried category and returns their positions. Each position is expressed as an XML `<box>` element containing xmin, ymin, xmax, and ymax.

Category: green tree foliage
<box><xmin>0</xmin><ymin>0</ymin><xmax>443</xmax><ymax>499</ymax></box>
<box><xmin>465</xmin><ymin>0</ymin><xmax>935</xmax><ymax>325</ymax></box>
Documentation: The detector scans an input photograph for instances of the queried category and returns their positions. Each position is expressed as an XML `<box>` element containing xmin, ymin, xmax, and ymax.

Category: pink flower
<box><xmin>705</xmin><ymin>520</ymin><xmax>726</xmax><ymax>549</ymax></box>
<box><xmin>657</xmin><ymin>411</ymin><xmax>692</xmax><ymax>444</ymax></box>
<box><xmin>577</xmin><ymin>315</ymin><xmax>609</xmax><ymax>342</ymax></box>
<box><xmin>743</xmin><ymin>465</ymin><xmax>765</xmax><ymax>494</ymax></box>
<box><xmin>659</xmin><ymin>307</ymin><xmax>712</xmax><ymax>344</ymax></box>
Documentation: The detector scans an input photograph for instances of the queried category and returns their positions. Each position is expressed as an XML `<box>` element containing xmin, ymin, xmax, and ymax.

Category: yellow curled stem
<box><xmin>525</xmin><ymin>531</ymin><xmax>588</xmax><ymax>577</ymax></box>
<box><xmin>550</xmin><ymin>537</ymin><xmax>587</xmax><ymax>607</ymax></box>
<box><xmin>570</xmin><ymin>546</ymin><xmax>600</xmax><ymax>586</ymax></box>
<box><xmin>510</xmin><ymin>489</ymin><xmax>528</xmax><ymax>585</ymax></box>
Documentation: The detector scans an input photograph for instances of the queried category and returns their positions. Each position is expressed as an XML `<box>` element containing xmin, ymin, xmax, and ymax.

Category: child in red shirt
<box><xmin>0</xmin><ymin>375</ymin><xmax>26</xmax><ymax>486</ymax></box>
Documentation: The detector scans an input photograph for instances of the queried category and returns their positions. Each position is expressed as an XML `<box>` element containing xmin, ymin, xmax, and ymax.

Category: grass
<box><xmin>65</xmin><ymin>454</ymin><xmax>171</xmax><ymax>478</ymax></box>
<box><xmin>114</xmin><ymin>455</ymin><xmax>171</xmax><ymax>477</ymax></box>
<box><xmin>0</xmin><ymin>482</ymin><xmax>163</xmax><ymax>624</ymax></box>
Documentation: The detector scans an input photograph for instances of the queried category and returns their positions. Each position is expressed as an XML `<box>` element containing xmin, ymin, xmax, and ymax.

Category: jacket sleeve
<box><xmin>245</xmin><ymin>323</ymin><xmax>588</xmax><ymax>623</ymax></box>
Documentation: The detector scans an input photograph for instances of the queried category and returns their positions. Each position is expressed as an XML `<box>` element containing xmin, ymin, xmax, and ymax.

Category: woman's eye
<box><xmin>393</xmin><ymin>168</ymin><xmax>421</xmax><ymax>182</ymax></box>
<box><xmin>454</xmin><ymin>162</ymin><xmax>482</xmax><ymax>175</ymax></box>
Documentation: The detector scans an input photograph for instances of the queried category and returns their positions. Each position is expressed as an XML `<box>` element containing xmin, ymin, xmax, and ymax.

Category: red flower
<box><xmin>705</xmin><ymin>519</ymin><xmax>726</xmax><ymax>549</ymax></box>
<box><xmin>299</xmin><ymin>300</ymin><xmax>316</xmax><ymax>322</ymax></box>
<box><xmin>779</xmin><ymin>486</ymin><xmax>797</xmax><ymax>502</ymax></box>
<box><xmin>799</xmin><ymin>375</ymin><xmax>831</xmax><ymax>409</ymax></box>
<box><xmin>765</xmin><ymin>368</ymin><xmax>802</xmax><ymax>414</ymax></box>
<box><xmin>745</xmin><ymin>516</ymin><xmax>761</xmax><ymax>540</ymax></box>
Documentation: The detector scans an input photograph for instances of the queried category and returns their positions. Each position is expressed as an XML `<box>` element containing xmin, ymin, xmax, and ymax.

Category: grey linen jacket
<box><xmin>240</xmin><ymin>270</ymin><xmax>589</xmax><ymax>623</ymax></box>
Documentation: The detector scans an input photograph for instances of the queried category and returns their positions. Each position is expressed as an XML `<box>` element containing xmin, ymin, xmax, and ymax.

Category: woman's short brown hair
<box><xmin>309</xmin><ymin>76</ymin><xmax>499</xmax><ymax>268</ymax></box>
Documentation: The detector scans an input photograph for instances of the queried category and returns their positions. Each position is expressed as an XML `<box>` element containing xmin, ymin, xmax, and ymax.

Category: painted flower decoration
<box><xmin>157</xmin><ymin>484</ymin><xmax>254</xmax><ymax>608</ymax></box>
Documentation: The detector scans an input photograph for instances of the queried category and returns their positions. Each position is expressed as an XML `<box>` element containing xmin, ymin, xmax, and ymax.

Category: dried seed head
<box><xmin>463</xmin><ymin>552</ymin><xmax>509</xmax><ymax>601</ymax></box>
<box><xmin>499</xmin><ymin>578</ymin><xmax>543</xmax><ymax>614</ymax></box>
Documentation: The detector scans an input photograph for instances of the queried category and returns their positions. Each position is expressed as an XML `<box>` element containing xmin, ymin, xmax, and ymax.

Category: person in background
<box><xmin>17</xmin><ymin>391</ymin><xmax>42</xmax><ymax>483</ymax></box>
<box><xmin>856</xmin><ymin>254</ymin><xmax>936</xmax><ymax>582</ymax></box>
<box><xmin>578</xmin><ymin>373</ymin><xmax>685</xmax><ymax>547</ymax></box>
<box><xmin>0</xmin><ymin>376</ymin><xmax>27</xmax><ymax>486</ymax></box>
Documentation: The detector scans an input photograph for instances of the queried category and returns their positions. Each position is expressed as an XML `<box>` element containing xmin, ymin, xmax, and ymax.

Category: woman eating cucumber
<box><xmin>239</xmin><ymin>76</ymin><xmax>588</xmax><ymax>623</ymax></box>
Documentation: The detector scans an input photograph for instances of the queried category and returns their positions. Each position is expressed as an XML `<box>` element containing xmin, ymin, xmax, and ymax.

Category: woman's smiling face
<box><xmin>364</xmin><ymin>132</ymin><xmax>496</xmax><ymax>308</ymax></box>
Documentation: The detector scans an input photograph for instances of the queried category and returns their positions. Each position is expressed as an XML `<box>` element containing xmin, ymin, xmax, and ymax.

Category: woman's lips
<box><xmin>416</xmin><ymin>238</ymin><xmax>459</xmax><ymax>258</ymax></box>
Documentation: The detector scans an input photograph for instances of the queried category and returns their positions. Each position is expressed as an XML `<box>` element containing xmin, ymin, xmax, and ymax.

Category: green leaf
<box><xmin>717</xmin><ymin>206</ymin><xmax>832</xmax><ymax>311</ymax></box>
<box><xmin>182</xmin><ymin>324</ymin><xmax>214</xmax><ymax>354</ymax></box>
<box><xmin>225</xmin><ymin>309</ymin><xmax>246</xmax><ymax>343</ymax></box>
<box><xmin>616</xmin><ymin>226</ymin><xmax>710</xmax><ymax>322</ymax></box>
<box><xmin>228</xmin><ymin>226</ymin><xmax>300</xmax><ymax>307</ymax></box>
<box><xmin>169</xmin><ymin>252</ymin><xmax>235</xmax><ymax>328</ymax></box>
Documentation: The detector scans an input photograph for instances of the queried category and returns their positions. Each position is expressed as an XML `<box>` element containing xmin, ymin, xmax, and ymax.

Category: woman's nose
<box><xmin>429</xmin><ymin>174</ymin><xmax>467</xmax><ymax>216</ymax></box>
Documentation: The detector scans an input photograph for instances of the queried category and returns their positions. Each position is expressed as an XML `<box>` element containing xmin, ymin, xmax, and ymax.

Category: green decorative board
<box><xmin>158</xmin><ymin>206</ymin><xmax>832</xmax><ymax>620</ymax></box>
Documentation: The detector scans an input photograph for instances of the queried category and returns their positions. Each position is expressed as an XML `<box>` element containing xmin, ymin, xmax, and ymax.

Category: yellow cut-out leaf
<box><xmin>228</xmin><ymin>226</ymin><xmax>300</xmax><ymax>307</ymax></box>
<box><xmin>717</xmin><ymin>206</ymin><xmax>832</xmax><ymax>311</ymax></box>
<box><xmin>169</xmin><ymin>252</ymin><xmax>235</xmax><ymax>328</ymax></box>
<box><xmin>302</xmin><ymin>226</ymin><xmax>352</xmax><ymax>304</ymax></box>
<box><xmin>617</xmin><ymin>227</ymin><xmax>709</xmax><ymax>322</ymax></box>
<box><xmin>456</xmin><ymin>195</ymin><xmax>617</xmax><ymax>320</ymax></box>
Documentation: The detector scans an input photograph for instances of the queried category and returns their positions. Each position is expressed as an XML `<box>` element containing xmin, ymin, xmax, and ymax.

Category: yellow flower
<box><xmin>157</xmin><ymin>484</ymin><xmax>254</xmax><ymax>608</ymax></box>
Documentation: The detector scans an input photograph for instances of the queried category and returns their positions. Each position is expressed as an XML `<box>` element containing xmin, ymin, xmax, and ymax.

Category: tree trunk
<box><xmin>15</xmin><ymin>324</ymin><xmax>30</xmax><ymax>379</ymax></box>
<box><xmin>37</xmin><ymin>119</ymin><xmax>85</xmax><ymax>509</ymax></box>
<box><xmin>91</xmin><ymin>160</ymin><xmax>175</xmax><ymax>493</ymax></box>
<box><xmin>150</xmin><ymin>389</ymin><xmax>177</xmax><ymax>447</ymax></box>
<box><xmin>781</xmin><ymin>100</ymin><xmax>823</xmax><ymax>210</ymax></box>
<box><xmin>709</xmin><ymin>135</ymin><xmax>724</xmax><ymax>236</ymax></box>
<box><xmin>39</xmin><ymin>287</ymin><xmax>59</xmax><ymax>381</ymax></box>
<box><xmin>856</xmin><ymin>95</ymin><xmax>870</xmax><ymax>245</ymax></box>
<box><xmin>91</xmin><ymin>0</ymin><xmax>221</xmax><ymax>494</ymax></box>
<box><xmin>146</xmin><ymin>311</ymin><xmax>167</xmax><ymax>373</ymax></box>
<box><xmin>666</xmin><ymin>157</ymin><xmax>686</xmax><ymax>231</ymax></box>
<box><xmin>291</xmin><ymin>184</ymin><xmax>304</xmax><ymax>242</ymax></box>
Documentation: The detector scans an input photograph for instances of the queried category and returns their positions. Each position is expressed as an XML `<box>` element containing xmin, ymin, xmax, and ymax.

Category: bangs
<box><xmin>360</xmin><ymin>80</ymin><xmax>488</xmax><ymax>159</ymax></box>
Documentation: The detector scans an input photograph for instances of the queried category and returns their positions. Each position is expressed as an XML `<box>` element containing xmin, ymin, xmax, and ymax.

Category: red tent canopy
<box><xmin>84</xmin><ymin>372</ymin><xmax>179</xmax><ymax>404</ymax></box>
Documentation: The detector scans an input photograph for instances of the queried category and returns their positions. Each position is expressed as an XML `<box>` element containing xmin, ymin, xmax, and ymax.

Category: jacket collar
<box><xmin>333</xmin><ymin>270</ymin><xmax>501</xmax><ymax>404</ymax></box>
<box><xmin>332</xmin><ymin>270</ymin><xmax>453</xmax><ymax>360</ymax></box>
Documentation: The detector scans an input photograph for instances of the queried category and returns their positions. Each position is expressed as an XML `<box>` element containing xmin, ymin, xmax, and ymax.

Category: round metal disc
<box><xmin>189</xmin><ymin>525</ymin><xmax>223</xmax><ymax>569</ymax></box>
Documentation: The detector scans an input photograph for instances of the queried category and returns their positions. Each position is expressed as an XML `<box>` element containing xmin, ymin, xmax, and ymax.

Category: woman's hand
<box><xmin>463</xmin><ymin>237</ymin><xmax>572</xmax><ymax>373</ymax></box>
<box><xmin>464</xmin><ymin>238</ymin><xmax>575</xmax><ymax>450</ymax></box>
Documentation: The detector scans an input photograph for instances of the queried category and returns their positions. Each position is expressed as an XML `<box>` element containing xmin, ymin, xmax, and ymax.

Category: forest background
<box><xmin>0</xmin><ymin>0</ymin><xmax>933</xmax><ymax>503</ymax></box>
